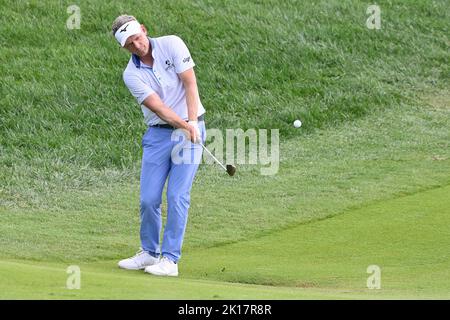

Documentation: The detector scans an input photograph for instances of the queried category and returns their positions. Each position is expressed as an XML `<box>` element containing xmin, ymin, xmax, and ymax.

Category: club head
<box><xmin>226</xmin><ymin>164</ymin><xmax>236</xmax><ymax>176</ymax></box>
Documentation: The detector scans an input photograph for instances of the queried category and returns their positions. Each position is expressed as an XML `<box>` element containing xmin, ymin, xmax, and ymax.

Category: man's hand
<box><xmin>187</xmin><ymin>120</ymin><xmax>201</xmax><ymax>144</ymax></box>
<box><xmin>142</xmin><ymin>93</ymin><xmax>200</xmax><ymax>143</ymax></box>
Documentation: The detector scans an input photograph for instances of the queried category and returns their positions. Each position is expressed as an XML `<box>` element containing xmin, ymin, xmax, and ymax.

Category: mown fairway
<box><xmin>1</xmin><ymin>183</ymin><xmax>449</xmax><ymax>299</ymax></box>
<box><xmin>0</xmin><ymin>1</ymin><xmax>449</xmax><ymax>299</ymax></box>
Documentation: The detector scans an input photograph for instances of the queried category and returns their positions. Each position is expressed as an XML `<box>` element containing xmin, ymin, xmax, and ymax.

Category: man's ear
<box><xmin>141</xmin><ymin>25</ymin><xmax>147</xmax><ymax>35</ymax></box>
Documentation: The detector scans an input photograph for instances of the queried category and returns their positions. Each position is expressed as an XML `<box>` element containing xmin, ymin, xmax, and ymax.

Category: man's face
<box><xmin>123</xmin><ymin>26</ymin><xmax>149</xmax><ymax>57</ymax></box>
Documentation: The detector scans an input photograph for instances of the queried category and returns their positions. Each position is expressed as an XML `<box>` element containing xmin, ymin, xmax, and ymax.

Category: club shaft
<box><xmin>199</xmin><ymin>143</ymin><xmax>227</xmax><ymax>171</ymax></box>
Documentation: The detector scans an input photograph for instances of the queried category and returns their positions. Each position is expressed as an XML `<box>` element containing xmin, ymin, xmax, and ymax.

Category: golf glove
<box><xmin>188</xmin><ymin>120</ymin><xmax>201</xmax><ymax>144</ymax></box>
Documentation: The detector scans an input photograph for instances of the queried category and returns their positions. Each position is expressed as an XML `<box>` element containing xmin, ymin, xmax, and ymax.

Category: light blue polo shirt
<box><xmin>123</xmin><ymin>35</ymin><xmax>206</xmax><ymax>125</ymax></box>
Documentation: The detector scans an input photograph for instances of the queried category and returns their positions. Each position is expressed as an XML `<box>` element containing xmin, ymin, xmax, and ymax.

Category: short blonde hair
<box><xmin>111</xmin><ymin>15</ymin><xmax>137</xmax><ymax>35</ymax></box>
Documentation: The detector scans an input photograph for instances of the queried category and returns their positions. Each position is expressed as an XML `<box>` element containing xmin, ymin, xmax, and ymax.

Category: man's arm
<box><xmin>178</xmin><ymin>68</ymin><xmax>199</xmax><ymax>122</ymax></box>
<box><xmin>142</xmin><ymin>93</ymin><xmax>190</xmax><ymax>130</ymax></box>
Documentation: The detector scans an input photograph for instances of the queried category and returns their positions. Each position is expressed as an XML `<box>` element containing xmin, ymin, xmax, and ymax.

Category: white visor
<box><xmin>115</xmin><ymin>20</ymin><xmax>142</xmax><ymax>47</ymax></box>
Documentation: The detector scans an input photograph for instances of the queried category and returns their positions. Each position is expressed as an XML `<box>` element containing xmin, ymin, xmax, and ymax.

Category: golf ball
<box><xmin>293</xmin><ymin>120</ymin><xmax>302</xmax><ymax>128</ymax></box>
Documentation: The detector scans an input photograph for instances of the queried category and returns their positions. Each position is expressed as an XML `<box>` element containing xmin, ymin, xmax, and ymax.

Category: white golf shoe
<box><xmin>144</xmin><ymin>256</ymin><xmax>179</xmax><ymax>277</ymax></box>
<box><xmin>118</xmin><ymin>249</ymin><xmax>159</xmax><ymax>270</ymax></box>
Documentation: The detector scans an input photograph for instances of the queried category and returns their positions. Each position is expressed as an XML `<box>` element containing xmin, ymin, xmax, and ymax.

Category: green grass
<box><xmin>0</xmin><ymin>0</ymin><xmax>449</xmax><ymax>299</ymax></box>
<box><xmin>184</xmin><ymin>185</ymin><xmax>450</xmax><ymax>297</ymax></box>
<box><xmin>1</xmin><ymin>98</ymin><xmax>449</xmax><ymax>298</ymax></box>
<box><xmin>0</xmin><ymin>260</ymin><xmax>385</xmax><ymax>300</ymax></box>
<box><xmin>1</xmin><ymin>98</ymin><xmax>449</xmax><ymax>262</ymax></box>
<box><xmin>0</xmin><ymin>0</ymin><xmax>448</xmax><ymax>174</ymax></box>
<box><xmin>1</xmin><ymin>184</ymin><xmax>449</xmax><ymax>299</ymax></box>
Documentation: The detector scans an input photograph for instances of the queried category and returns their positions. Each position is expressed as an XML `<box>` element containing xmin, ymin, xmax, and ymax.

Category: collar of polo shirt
<box><xmin>132</xmin><ymin>37</ymin><xmax>154</xmax><ymax>68</ymax></box>
<box><xmin>115</xmin><ymin>20</ymin><xmax>142</xmax><ymax>47</ymax></box>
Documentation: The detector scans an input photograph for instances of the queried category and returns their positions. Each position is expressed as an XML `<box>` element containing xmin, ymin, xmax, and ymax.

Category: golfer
<box><xmin>112</xmin><ymin>15</ymin><xmax>206</xmax><ymax>276</ymax></box>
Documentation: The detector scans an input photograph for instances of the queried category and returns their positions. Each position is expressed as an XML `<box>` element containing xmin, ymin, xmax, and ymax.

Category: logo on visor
<box><xmin>120</xmin><ymin>23</ymin><xmax>129</xmax><ymax>33</ymax></box>
<box><xmin>183</xmin><ymin>56</ymin><xmax>191</xmax><ymax>63</ymax></box>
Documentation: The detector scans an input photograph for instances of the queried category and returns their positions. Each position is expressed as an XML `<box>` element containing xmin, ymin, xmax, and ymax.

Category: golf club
<box><xmin>199</xmin><ymin>142</ymin><xmax>236</xmax><ymax>176</ymax></box>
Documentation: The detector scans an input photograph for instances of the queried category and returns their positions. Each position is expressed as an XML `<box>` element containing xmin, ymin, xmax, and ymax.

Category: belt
<box><xmin>151</xmin><ymin>114</ymin><xmax>205</xmax><ymax>129</ymax></box>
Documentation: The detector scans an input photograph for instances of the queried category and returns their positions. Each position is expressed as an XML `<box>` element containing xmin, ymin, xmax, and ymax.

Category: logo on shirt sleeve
<box><xmin>182</xmin><ymin>56</ymin><xmax>191</xmax><ymax>63</ymax></box>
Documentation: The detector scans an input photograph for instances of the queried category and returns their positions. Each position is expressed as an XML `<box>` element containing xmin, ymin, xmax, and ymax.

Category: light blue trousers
<box><xmin>140</xmin><ymin>121</ymin><xmax>206</xmax><ymax>263</ymax></box>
